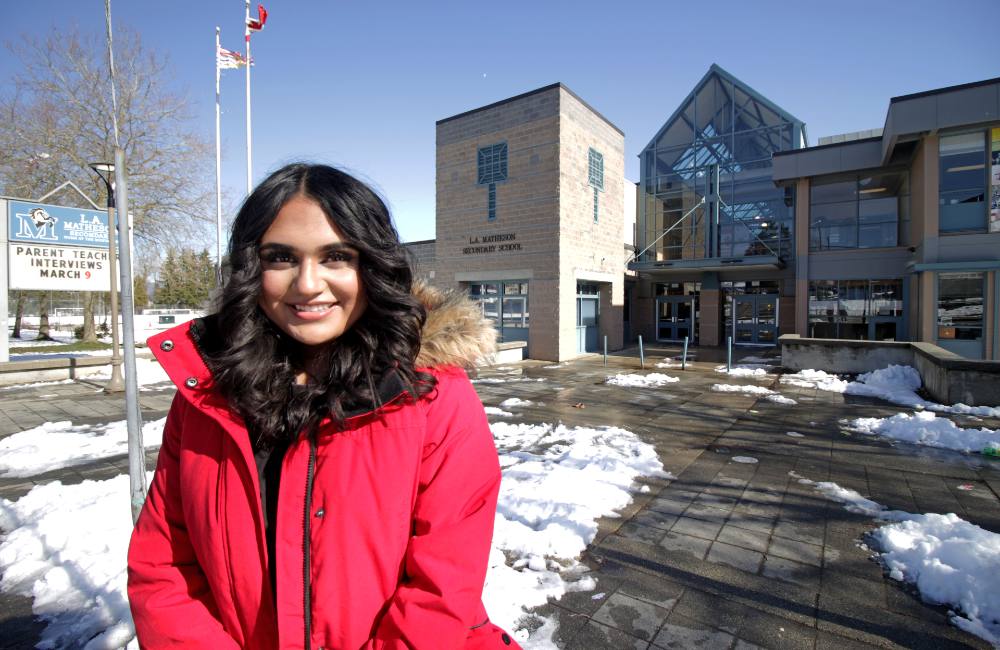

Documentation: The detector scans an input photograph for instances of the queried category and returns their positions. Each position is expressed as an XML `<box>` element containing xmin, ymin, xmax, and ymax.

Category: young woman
<box><xmin>127</xmin><ymin>163</ymin><xmax>518</xmax><ymax>649</ymax></box>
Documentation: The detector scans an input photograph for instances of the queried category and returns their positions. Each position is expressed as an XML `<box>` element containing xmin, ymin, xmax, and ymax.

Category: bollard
<box><xmin>682</xmin><ymin>336</ymin><xmax>689</xmax><ymax>370</ymax></box>
<box><xmin>638</xmin><ymin>335</ymin><xmax>645</xmax><ymax>369</ymax></box>
<box><xmin>603</xmin><ymin>336</ymin><xmax>608</xmax><ymax>367</ymax></box>
<box><xmin>727</xmin><ymin>336</ymin><xmax>733</xmax><ymax>372</ymax></box>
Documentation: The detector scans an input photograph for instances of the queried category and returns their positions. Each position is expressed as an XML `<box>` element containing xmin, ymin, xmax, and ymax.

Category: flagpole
<box><xmin>244</xmin><ymin>0</ymin><xmax>252</xmax><ymax>196</ymax></box>
<box><xmin>215</xmin><ymin>27</ymin><xmax>224</xmax><ymax>285</ymax></box>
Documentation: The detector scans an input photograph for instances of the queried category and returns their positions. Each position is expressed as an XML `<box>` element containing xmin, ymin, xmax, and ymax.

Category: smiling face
<box><xmin>257</xmin><ymin>194</ymin><xmax>367</xmax><ymax>352</ymax></box>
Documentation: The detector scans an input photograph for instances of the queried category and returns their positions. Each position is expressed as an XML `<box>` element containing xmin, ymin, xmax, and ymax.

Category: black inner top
<box><xmin>254</xmin><ymin>439</ymin><xmax>290</xmax><ymax>601</ymax></box>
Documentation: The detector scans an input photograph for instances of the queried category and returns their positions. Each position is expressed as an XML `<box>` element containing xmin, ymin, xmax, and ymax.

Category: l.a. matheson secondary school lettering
<box><xmin>462</xmin><ymin>232</ymin><xmax>522</xmax><ymax>255</ymax></box>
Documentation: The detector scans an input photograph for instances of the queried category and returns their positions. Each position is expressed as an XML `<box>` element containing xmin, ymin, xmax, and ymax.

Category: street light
<box><xmin>89</xmin><ymin>161</ymin><xmax>125</xmax><ymax>393</ymax></box>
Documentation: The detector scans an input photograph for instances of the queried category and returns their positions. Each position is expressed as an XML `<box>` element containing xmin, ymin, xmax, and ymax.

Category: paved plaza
<box><xmin>1</xmin><ymin>347</ymin><xmax>999</xmax><ymax>649</ymax></box>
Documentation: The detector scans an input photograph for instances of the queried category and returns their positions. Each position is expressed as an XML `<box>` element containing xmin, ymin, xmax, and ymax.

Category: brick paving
<box><xmin>1</xmin><ymin>348</ymin><xmax>999</xmax><ymax>648</ymax></box>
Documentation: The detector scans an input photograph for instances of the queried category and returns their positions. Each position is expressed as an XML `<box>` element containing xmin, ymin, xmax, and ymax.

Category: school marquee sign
<box><xmin>6</xmin><ymin>200</ymin><xmax>115</xmax><ymax>291</ymax></box>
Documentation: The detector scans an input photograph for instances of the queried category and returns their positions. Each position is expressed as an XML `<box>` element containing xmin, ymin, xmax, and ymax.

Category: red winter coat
<box><xmin>128</xmin><ymin>290</ymin><xmax>519</xmax><ymax>649</ymax></box>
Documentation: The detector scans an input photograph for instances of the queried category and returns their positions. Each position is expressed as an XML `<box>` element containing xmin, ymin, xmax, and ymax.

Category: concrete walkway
<box><xmin>1</xmin><ymin>348</ymin><xmax>999</xmax><ymax>648</ymax></box>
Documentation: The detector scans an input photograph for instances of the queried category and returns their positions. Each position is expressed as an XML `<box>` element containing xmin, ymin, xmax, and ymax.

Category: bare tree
<box><xmin>0</xmin><ymin>27</ymin><xmax>215</xmax><ymax>340</ymax></box>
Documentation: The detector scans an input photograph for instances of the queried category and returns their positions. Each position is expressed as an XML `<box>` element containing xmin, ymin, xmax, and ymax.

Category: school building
<box><xmin>412</xmin><ymin>67</ymin><xmax>1000</xmax><ymax>362</ymax></box>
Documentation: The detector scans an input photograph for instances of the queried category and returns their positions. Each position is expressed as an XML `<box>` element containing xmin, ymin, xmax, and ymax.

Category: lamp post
<box><xmin>89</xmin><ymin>161</ymin><xmax>125</xmax><ymax>393</ymax></box>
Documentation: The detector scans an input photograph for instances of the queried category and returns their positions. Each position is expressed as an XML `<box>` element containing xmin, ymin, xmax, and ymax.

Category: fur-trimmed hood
<box><xmin>413</xmin><ymin>282</ymin><xmax>496</xmax><ymax>369</ymax></box>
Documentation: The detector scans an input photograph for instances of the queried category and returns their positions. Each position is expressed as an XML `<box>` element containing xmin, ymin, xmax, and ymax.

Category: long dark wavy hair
<box><xmin>201</xmin><ymin>163</ymin><xmax>435</xmax><ymax>449</ymax></box>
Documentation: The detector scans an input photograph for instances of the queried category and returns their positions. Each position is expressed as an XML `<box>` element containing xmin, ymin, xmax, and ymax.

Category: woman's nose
<box><xmin>295</xmin><ymin>259</ymin><xmax>322</xmax><ymax>293</ymax></box>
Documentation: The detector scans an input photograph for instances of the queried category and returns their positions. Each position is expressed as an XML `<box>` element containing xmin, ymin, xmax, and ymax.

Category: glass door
<box><xmin>656</xmin><ymin>296</ymin><xmax>696</xmax><ymax>342</ymax></box>
<box><xmin>756</xmin><ymin>295</ymin><xmax>778</xmax><ymax>344</ymax></box>
<box><xmin>731</xmin><ymin>294</ymin><xmax>779</xmax><ymax>345</ymax></box>
<box><xmin>733</xmin><ymin>296</ymin><xmax>756</xmax><ymax>344</ymax></box>
<box><xmin>577</xmin><ymin>296</ymin><xmax>599</xmax><ymax>352</ymax></box>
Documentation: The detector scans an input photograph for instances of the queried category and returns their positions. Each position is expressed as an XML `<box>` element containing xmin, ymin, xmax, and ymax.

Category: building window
<box><xmin>939</xmin><ymin>132</ymin><xmax>987</xmax><ymax>233</ymax></box>
<box><xmin>477</xmin><ymin>142</ymin><xmax>508</xmax><ymax>221</ymax></box>
<box><xmin>809</xmin><ymin>172</ymin><xmax>908</xmax><ymax>251</ymax></box>
<box><xmin>937</xmin><ymin>272</ymin><xmax>983</xmax><ymax>342</ymax></box>
<box><xmin>468</xmin><ymin>280</ymin><xmax>528</xmax><ymax>343</ymax></box>
<box><xmin>588</xmin><ymin>148</ymin><xmax>604</xmax><ymax>223</ymax></box>
<box><xmin>807</xmin><ymin>279</ymin><xmax>903</xmax><ymax>340</ymax></box>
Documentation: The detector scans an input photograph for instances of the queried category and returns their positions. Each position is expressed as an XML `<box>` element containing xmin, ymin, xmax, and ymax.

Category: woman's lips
<box><xmin>287</xmin><ymin>303</ymin><xmax>336</xmax><ymax>321</ymax></box>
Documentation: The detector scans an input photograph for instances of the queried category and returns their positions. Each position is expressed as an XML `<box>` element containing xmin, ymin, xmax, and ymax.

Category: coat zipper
<box><xmin>303</xmin><ymin>434</ymin><xmax>317</xmax><ymax>650</ymax></box>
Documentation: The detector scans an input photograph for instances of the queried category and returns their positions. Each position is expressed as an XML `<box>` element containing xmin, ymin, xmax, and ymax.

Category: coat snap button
<box><xmin>502</xmin><ymin>632</ymin><xmax>511</xmax><ymax>645</ymax></box>
<box><xmin>315</xmin><ymin>509</ymin><xmax>325</xmax><ymax>518</ymax></box>
<box><xmin>184</xmin><ymin>377</ymin><xmax>198</xmax><ymax>388</ymax></box>
<box><xmin>159</xmin><ymin>340</ymin><xmax>174</xmax><ymax>351</ymax></box>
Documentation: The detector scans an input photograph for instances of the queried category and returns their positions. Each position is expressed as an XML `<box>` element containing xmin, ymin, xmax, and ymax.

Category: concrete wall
<box><xmin>779</xmin><ymin>335</ymin><xmax>913</xmax><ymax>374</ymax></box>
<box><xmin>779</xmin><ymin>334</ymin><xmax>1000</xmax><ymax>406</ymax></box>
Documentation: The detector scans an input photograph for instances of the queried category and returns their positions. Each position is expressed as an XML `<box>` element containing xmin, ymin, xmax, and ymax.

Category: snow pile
<box><xmin>484</xmin><ymin>407</ymin><xmax>514</xmax><ymax>417</ymax></box>
<box><xmin>0</xmin><ymin>476</ymin><xmax>142</xmax><ymax>649</ymax></box>
<box><xmin>485</xmin><ymin>422</ymin><xmax>667</xmax><ymax>645</ymax></box>
<box><xmin>844</xmin><ymin>365</ymin><xmax>925</xmax><ymax>407</ymax></box>
<box><xmin>87</xmin><ymin>358</ymin><xmax>172</xmax><ymax>389</ymax></box>
<box><xmin>0</xmin><ymin>418</ymin><xmax>166</xmax><ymax>477</ymax></box>
<box><xmin>712</xmin><ymin>383</ymin><xmax>775</xmax><ymax>396</ymax></box>
<box><xmin>473</xmin><ymin>377</ymin><xmax>547</xmax><ymax>385</ymax></box>
<box><xmin>871</xmin><ymin>514</ymin><xmax>1000</xmax><ymax>645</ymax></box>
<box><xmin>654</xmin><ymin>359</ymin><xmax>677</xmax><ymax>368</ymax></box>
<box><xmin>1</xmin><ymin>379</ymin><xmax>76</xmax><ymax>391</ymax></box>
<box><xmin>780</xmin><ymin>368</ymin><xmax>851</xmax><ymax>392</ymax></box>
<box><xmin>793</xmin><ymin>473</ymin><xmax>1000</xmax><ymax>647</ymax></box>
<box><xmin>7</xmin><ymin>330</ymin><xmax>76</xmax><ymax>346</ymax></box>
<box><xmin>783</xmin><ymin>365</ymin><xmax>1000</xmax><ymax>418</ymax></box>
<box><xmin>606</xmin><ymin>373</ymin><xmax>679</xmax><ymax>387</ymax></box>
<box><xmin>849</xmin><ymin>411</ymin><xmax>1000</xmax><ymax>454</ymax></box>
<box><xmin>500</xmin><ymin>398</ymin><xmax>534</xmax><ymax>408</ymax></box>
<box><xmin>711</xmin><ymin>384</ymin><xmax>797</xmax><ymax>405</ymax></box>
<box><xmin>715</xmin><ymin>365</ymin><xmax>769</xmax><ymax>377</ymax></box>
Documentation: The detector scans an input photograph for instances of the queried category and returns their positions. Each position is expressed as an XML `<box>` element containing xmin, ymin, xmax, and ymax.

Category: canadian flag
<box><xmin>247</xmin><ymin>4</ymin><xmax>268</xmax><ymax>32</ymax></box>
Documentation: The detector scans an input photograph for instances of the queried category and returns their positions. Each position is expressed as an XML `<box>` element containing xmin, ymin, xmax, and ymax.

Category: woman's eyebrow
<box><xmin>258</xmin><ymin>242</ymin><xmax>291</xmax><ymax>251</ymax></box>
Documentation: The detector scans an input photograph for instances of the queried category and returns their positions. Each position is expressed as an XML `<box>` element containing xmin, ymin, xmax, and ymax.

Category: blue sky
<box><xmin>2</xmin><ymin>0</ymin><xmax>998</xmax><ymax>243</ymax></box>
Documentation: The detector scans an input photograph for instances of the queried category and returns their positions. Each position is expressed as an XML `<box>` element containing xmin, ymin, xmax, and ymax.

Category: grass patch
<box><xmin>10</xmin><ymin>341</ymin><xmax>112</xmax><ymax>353</ymax></box>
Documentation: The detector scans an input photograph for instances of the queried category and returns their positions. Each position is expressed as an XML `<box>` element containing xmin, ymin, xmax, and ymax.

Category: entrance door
<box><xmin>656</xmin><ymin>296</ymin><xmax>696</xmax><ymax>342</ymax></box>
<box><xmin>732</xmin><ymin>294</ymin><xmax>779</xmax><ymax>345</ymax></box>
<box><xmin>577</xmin><ymin>296</ymin><xmax>599</xmax><ymax>353</ymax></box>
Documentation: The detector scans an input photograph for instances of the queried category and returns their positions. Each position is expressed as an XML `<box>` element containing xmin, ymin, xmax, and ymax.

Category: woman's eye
<box><xmin>323</xmin><ymin>250</ymin><xmax>355</xmax><ymax>266</ymax></box>
<box><xmin>260</xmin><ymin>251</ymin><xmax>295</xmax><ymax>267</ymax></box>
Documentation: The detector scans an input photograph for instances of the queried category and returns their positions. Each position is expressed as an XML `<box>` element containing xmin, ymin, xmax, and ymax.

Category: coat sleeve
<box><xmin>127</xmin><ymin>395</ymin><xmax>240</xmax><ymax>649</ymax></box>
<box><xmin>370</xmin><ymin>369</ymin><xmax>503</xmax><ymax>649</ymax></box>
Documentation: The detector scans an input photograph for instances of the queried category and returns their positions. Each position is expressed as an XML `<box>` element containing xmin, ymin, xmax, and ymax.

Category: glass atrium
<box><xmin>635</xmin><ymin>65</ymin><xmax>806</xmax><ymax>266</ymax></box>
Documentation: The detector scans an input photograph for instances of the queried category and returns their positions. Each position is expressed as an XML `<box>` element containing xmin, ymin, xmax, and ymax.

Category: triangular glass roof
<box><xmin>642</xmin><ymin>64</ymin><xmax>807</xmax><ymax>164</ymax></box>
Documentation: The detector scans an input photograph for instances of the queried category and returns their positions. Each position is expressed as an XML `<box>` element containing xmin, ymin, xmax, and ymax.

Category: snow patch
<box><xmin>784</xmin><ymin>365</ymin><xmax>1000</xmax><ymax>418</ymax></box>
<box><xmin>798</xmin><ymin>475</ymin><xmax>1000</xmax><ymax>647</ymax></box>
<box><xmin>711</xmin><ymin>383</ymin><xmax>775</xmax><ymax>396</ymax></box>
<box><xmin>0</xmin><ymin>476</ymin><xmax>145</xmax><ymax>649</ymax></box>
<box><xmin>500</xmin><ymin>398</ymin><xmax>534</xmax><ymax>408</ymax></box>
<box><xmin>485</xmin><ymin>422</ymin><xmax>667</xmax><ymax>643</ymax></box>
<box><xmin>606</xmin><ymin>373</ymin><xmax>679</xmax><ymax>387</ymax></box>
<box><xmin>849</xmin><ymin>411</ymin><xmax>1000</xmax><ymax>454</ymax></box>
<box><xmin>484</xmin><ymin>407</ymin><xmax>515</xmax><ymax>417</ymax></box>
<box><xmin>714</xmin><ymin>365</ymin><xmax>770</xmax><ymax>377</ymax></box>
<box><xmin>0</xmin><ymin>419</ymin><xmax>166</xmax><ymax>477</ymax></box>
